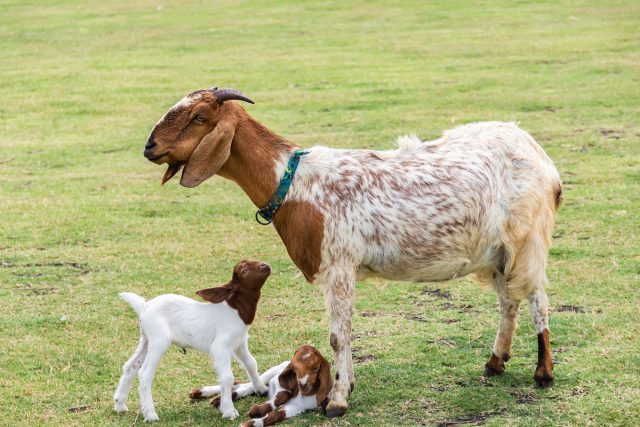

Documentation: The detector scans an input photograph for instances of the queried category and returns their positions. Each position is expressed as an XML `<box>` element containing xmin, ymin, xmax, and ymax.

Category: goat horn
<box><xmin>212</xmin><ymin>88</ymin><xmax>255</xmax><ymax>105</ymax></box>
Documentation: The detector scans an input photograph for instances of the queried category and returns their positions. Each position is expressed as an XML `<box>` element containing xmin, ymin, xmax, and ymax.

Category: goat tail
<box><xmin>554</xmin><ymin>181</ymin><xmax>564</xmax><ymax>210</ymax></box>
<box><xmin>119</xmin><ymin>292</ymin><xmax>147</xmax><ymax>317</ymax></box>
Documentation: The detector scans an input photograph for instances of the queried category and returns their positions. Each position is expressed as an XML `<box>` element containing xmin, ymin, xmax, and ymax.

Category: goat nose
<box><xmin>145</xmin><ymin>137</ymin><xmax>156</xmax><ymax>150</ymax></box>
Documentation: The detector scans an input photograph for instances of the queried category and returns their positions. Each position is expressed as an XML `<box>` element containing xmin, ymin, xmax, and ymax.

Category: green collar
<box><xmin>255</xmin><ymin>149</ymin><xmax>309</xmax><ymax>225</ymax></box>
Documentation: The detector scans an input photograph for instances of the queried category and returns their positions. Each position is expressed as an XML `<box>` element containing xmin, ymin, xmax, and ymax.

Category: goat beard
<box><xmin>162</xmin><ymin>162</ymin><xmax>183</xmax><ymax>185</ymax></box>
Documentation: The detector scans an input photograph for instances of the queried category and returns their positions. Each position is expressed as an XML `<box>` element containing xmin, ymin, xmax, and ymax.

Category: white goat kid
<box><xmin>113</xmin><ymin>260</ymin><xmax>270</xmax><ymax>421</ymax></box>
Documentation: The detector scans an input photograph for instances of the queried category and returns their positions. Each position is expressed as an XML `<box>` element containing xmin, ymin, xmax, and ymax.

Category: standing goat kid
<box><xmin>113</xmin><ymin>260</ymin><xmax>270</xmax><ymax>421</ymax></box>
<box><xmin>143</xmin><ymin>88</ymin><xmax>563</xmax><ymax>417</ymax></box>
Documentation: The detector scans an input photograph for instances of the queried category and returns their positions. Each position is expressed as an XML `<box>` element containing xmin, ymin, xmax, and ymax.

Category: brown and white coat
<box><xmin>192</xmin><ymin>345</ymin><xmax>332</xmax><ymax>427</ymax></box>
<box><xmin>144</xmin><ymin>89</ymin><xmax>562</xmax><ymax>416</ymax></box>
<box><xmin>113</xmin><ymin>260</ymin><xmax>271</xmax><ymax>421</ymax></box>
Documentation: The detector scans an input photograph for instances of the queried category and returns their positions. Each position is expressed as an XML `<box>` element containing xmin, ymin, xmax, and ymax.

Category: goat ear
<box><xmin>180</xmin><ymin>119</ymin><xmax>236</xmax><ymax>188</ymax></box>
<box><xmin>315</xmin><ymin>355</ymin><xmax>333</xmax><ymax>409</ymax></box>
<box><xmin>278</xmin><ymin>363</ymin><xmax>298</xmax><ymax>393</ymax></box>
<box><xmin>195</xmin><ymin>284</ymin><xmax>234</xmax><ymax>304</ymax></box>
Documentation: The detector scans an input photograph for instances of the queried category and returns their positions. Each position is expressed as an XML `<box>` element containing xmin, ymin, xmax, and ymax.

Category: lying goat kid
<box><xmin>191</xmin><ymin>345</ymin><xmax>332</xmax><ymax>426</ymax></box>
<box><xmin>113</xmin><ymin>260</ymin><xmax>270</xmax><ymax>421</ymax></box>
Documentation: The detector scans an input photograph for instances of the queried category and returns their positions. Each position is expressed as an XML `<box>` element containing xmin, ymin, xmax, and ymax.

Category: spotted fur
<box><xmin>279</xmin><ymin>122</ymin><xmax>562</xmax><ymax>410</ymax></box>
<box><xmin>144</xmin><ymin>91</ymin><xmax>562</xmax><ymax>415</ymax></box>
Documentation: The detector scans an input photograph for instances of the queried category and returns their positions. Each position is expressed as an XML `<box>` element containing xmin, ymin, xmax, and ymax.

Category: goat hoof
<box><xmin>221</xmin><ymin>407</ymin><xmax>239</xmax><ymax>420</ymax></box>
<box><xmin>189</xmin><ymin>387</ymin><xmax>204</xmax><ymax>400</ymax></box>
<box><xmin>113</xmin><ymin>400</ymin><xmax>128</xmax><ymax>413</ymax></box>
<box><xmin>325</xmin><ymin>400</ymin><xmax>348</xmax><ymax>418</ymax></box>
<box><xmin>483</xmin><ymin>354</ymin><xmax>506</xmax><ymax>377</ymax></box>
<box><xmin>209</xmin><ymin>396</ymin><xmax>221</xmax><ymax>407</ymax></box>
<box><xmin>142</xmin><ymin>411</ymin><xmax>159</xmax><ymax>422</ymax></box>
<box><xmin>534</xmin><ymin>368</ymin><xmax>554</xmax><ymax>388</ymax></box>
<box><xmin>483</xmin><ymin>365</ymin><xmax>504</xmax><ymax>377</ymax></box>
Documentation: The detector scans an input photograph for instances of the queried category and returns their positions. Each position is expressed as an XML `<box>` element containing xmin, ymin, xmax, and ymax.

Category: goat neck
<box><xmin>217</xmin><ymin>105</ymin><xmax>324</xmax><ymax>283</ymax></box>
<box><xmin>217</xmin><ymin>106</ymin><xmax>295</xmax><ymax>208</ymax></box>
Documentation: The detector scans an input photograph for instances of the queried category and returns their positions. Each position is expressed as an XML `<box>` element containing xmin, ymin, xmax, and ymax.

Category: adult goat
<box><xmin>143</xmin><ymin>87</ymin><xmax>562</xmax><ymax>417</ymax></box>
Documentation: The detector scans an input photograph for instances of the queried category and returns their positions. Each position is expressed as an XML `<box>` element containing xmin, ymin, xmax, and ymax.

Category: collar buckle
<box><xmin>255</xmin><ymin>209</ymin><xmax>273</xmax><ymax>225</ymax></box>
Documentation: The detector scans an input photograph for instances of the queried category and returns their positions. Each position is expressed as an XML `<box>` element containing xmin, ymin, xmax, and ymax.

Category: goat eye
<box><xmin>193</xmin><ymin>115</ymin><xmax>205</xmax><ymax>123</ymax></box>
<box><xmin>241</xmin><ymin>268</ymin><xmax>248</xmax><ymax>274</ymax></box>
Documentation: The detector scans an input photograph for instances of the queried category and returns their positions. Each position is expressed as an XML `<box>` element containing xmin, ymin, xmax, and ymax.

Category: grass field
<box><xmin>1</xmin><ymin>0</ymin><xmax>639</xmax><ymax>425</ymax></box>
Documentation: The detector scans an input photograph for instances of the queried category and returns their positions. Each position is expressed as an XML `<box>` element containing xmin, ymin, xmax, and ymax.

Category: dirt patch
<box><xmin>352</xmin><ymin>347</ymin><xmax>376</xmax><ymax>364</ymax></box>
<box><xmin>451</xmin><ymin>377</ymin><xmax>494</xmax><ymax>389</ymax></box>
<box><xmin>354</xmin><ymin>354</ymin><xmax>376</xmax><ymax>364</ymax></box>
<box><xmin>15</xmin><ymin>284</ymin><xmax>60</xmax><ymax>295</ymax></box>
<box><xmin>556</xmin><ymin>305</ymin><xmax>585</xmax><ymax>313</ymax></box>
<box><xmin>570</xmin><ymin>386</ymin><xmax>589</xmax><ymax>397</ymax></box>
<box><xmin>440</xmin><ymin>318</ymin><xmax>460</xmax><ymax>324</ymax></box>
<box><xmin>360</xmin><ymin>310</ymin><xmax>382</xmax><ymax>318</ymax></box>
<box><xmin>535</xmin><ymin>59</ymin><xmax>568</xmax><ymax>65</ymax></box>
<box><xmin>352</xmin><ymin>331</ymin><xmax>378</xmax><ymax>340</ymax></box>
<box><xmin>439</xmin><ymin>303</ymin><xmax>474</xmax><ymax>312</ymax></box>
<box><xmin>1</xmin><ymin>261</ymin><xmax>86</xmax><ymax>269</ymax></box>
<box><xmin>264</xmin><ymin>313</ymin><xmax>286</xmax><ymax>321</ymax></box>
<box><xmin>406</xmin><ymin>314</ymin><xmax>428</xmax><ymax>322</ymax></box>
<box><xmin>510</xmin><ymin>389</ymin><xmax>537</xmax><ymax>404</ymax></box>
<box><xmin>455</xmin><ymin>380</ymin><xmax>471</xmax><ymax>388</ymax></box>
<box><xmin>599</xmin><ymin>128</ymin><xmax>622</xmax><ymax>139</ymax></box>
<box><xmin>68</xmin><ymin>405</ymin><xmax>91</xmax><ymax>413</ymax></box>
<box><xmin>430</xmin><ymin>338</ymin><xmax>456</xmax><ymax>348</ymax></box>
<box><xmin>421</xmin><ymin>287</ymin><xmax>451</xmax><ymax>299</ymax></box>
<box><xmin>438</xmin><ymin>411</ymin><xmax>500</xmax><ymax>426</ymax></box>
<box><xmin>13</xmin><ymin>272</ymin><xmax>44</xmax><ymax>278</ymax></box>
<box><xmin>2</xmin><ymin>261</ymin><xmax>90</xmax><ymax>275</ymax></box>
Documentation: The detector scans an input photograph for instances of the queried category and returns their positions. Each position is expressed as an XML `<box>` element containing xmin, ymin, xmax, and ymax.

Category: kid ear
<box><xmin>195</xmin><ymin>284</ymin><xmax>234</xmax><ymax>303</ymax></box>
<box><xmin>278</xmin><ymin>363</ymin><xmax>299</xmax><ymax>392</ymax></box>
<box><xmin>315</xmin><ymin>355</ymin><xmax>333</xmax><ymax>410</ymax></box>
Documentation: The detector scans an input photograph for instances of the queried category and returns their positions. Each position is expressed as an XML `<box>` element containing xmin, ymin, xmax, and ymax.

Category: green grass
<box><xmin>1</xmin><ymin>0</ymin><xmax>639</xmax><ymax>425</ymax></box>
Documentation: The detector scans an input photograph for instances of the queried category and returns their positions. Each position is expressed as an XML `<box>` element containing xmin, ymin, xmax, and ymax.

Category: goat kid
<box><xmin>190</xmin><ymin>345</ymin><xmax>332</xmax><ymax>427</ymax></box>
<box><xmin>113</xmin><ymin>260</ymin><xmax>270</xmax><ymax>421</ymax></box>
<box><xmin>144</xmin><ymin>88</ymin><xmax>563</xmax><ymax>417</ymax></box>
